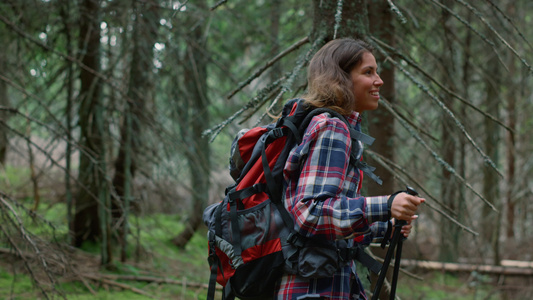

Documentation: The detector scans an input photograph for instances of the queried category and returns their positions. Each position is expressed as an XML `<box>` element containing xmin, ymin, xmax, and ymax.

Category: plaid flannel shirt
<box><xmin>277</xmin><ymin>111</ymin><xmax>390</xmax><ymax>299</ymax></box>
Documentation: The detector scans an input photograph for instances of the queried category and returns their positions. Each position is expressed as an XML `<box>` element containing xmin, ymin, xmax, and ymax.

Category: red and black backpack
<box><xmin>203</xmin><ymin>98</ymin><xmax>382</xmax><ymax>300</ymax></box>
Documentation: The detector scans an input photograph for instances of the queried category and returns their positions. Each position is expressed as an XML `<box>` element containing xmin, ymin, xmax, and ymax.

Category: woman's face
<box><xmin>350</xmin><ymin>52</ymin><xmax>383</xmax><ymax>112</ymax></box>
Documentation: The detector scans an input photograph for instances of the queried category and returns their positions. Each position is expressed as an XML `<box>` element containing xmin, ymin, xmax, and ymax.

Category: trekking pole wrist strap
<box><xmin>386</xmin><ymin>190</ymin><xmax>404</xmax><ymax>220</ymax></box>
<box><xmin>386</xmin><ymin>186</ymin><xmax>418</xmax><ymax>220</ymax></box>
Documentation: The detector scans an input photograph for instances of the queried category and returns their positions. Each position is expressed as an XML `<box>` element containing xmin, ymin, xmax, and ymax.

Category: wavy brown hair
<box><xmin>303</xmin><ymin>38</ymin><xmax>374</xmax><ymax>115</ymax></box>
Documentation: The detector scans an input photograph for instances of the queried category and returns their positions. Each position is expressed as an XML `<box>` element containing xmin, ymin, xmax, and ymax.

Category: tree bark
<box><xmin>0</xmin><ymin>46</ymin><xmax>8</xmax><ymax>165</ymax></box>
<box><xmin>366</xmin><ymin>0</ymin><xmax>395</xmax><ymax>196</ymax></box>
<box><xmin>172</xmin><ymin>0</ymin><xmax>211</xmax><ymax>248</ymax></box>
<box><xmin>112</xmin><ymin>0</ymin><xmax>159</xmax><ymax>261</ymax></box>
<box><xmin>481</xmin><ymin>36</ymin><xmax>502</xmax><ymax>266</ymax></box>
<box><xmin>504</xmin><ymin>2</ymin><xmax>517</xmax><ymax>240</ymax></box>
<box><xmin>311</xmin><ymin>0</ymin><xmax>366</xmax><ymax>44</ymax></box>
<box><xmin>366</xmin><ymin>2</ymin><xmax>396</xmax><ymax>299</ymax></box>
<box><xmin>72</xmin><ymin>0</ymin><xmax>111</xmax><ymax>265</ymax></box>
<box><xmin>438</xmin><ymin>1</ymin><xmax>461</xmax><ymax>263</ymax></box>
<box><xmin>59</xmin><ymin>0</ymin><xmax>75</xmax><ymax>245</ymax></box>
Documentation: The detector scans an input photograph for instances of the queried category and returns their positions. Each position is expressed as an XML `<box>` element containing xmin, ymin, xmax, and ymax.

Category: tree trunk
<box><xmin>0</xmin><ymin>46</ymin><xmax>8</xmax><ymax>165</ymax></box>
<box><xmin>311</xmin><ymin>0</ymin><xmax>366</xmax><ymax>44</ymax></box>
<box><xmin>72</xmin><ymin>0</ymin><xmax>111</xmax><ymax>265</ymax></box>
<box><xmin>438</xmin><ymin>2</ymin><xmax>461</xmax><ymax>263</ymax></box>
<box><xmin>366</xmin><ymin>2</ymin><xmax>396</xmax><ymax>299</ymax></box>
<box><xmin>481</xmin><ymin>49</ymin><xmax>501</xmax><ymax>265</ymax></box>
<box><xmin>269</xmin><ymin>0</ymin><xmax>282</xmax><ymax>82</ymax></box>
<box><xmin>59</xmin><ymin>0</ymin><xmax>75</xmax><ymax>245</ymax></box>
<box><xmin>366</xmin><ymin>0</ymin><xmax>395</xmax><ymax>196</ymax></box>
<box><xmin>268</xmin><ymin>0</ymin><xmax>282</xmax><ymax>113</ymax></box>
<box><xmin>310</xmin><ymin>1</ymin><xmax>395</xmax><ymax>298</ymax></box>
<box><xmin>172</xmin><ymin>0</ymin><xmax>211</xmax><ymax>248</ymax></box>
<box><xmin>504</xmin><ymin>2</ymin><xmax>517</xmax><ymax>240</ymax></box>
<box><xmin>112</xmin><ymin>0</ymin><xmax>159</xmax><ymax>262</ymax></box>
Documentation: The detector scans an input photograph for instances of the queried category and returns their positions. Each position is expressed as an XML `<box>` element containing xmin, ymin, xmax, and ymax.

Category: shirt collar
<box><xmin>346</xmin><ymin>111</ymin><xmax>361</xmax><ymax>127</ymax></box>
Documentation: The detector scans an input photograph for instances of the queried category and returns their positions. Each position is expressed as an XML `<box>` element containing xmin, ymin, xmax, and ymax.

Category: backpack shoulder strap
<box><xmin>297</xmin><ymin>107</ymin><xmax>375</xmax><ymax>146</ymax></box>
<box><xmin>296</xmin><ymin>107</ymin><xmax>382</xmax><ymax>185</ymax></box>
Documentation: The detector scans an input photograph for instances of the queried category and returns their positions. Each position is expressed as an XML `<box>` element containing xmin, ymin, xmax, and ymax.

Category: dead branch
<box><xmin>370</xmin><ymin>36</ymin><xmax>512</xmax><ymax>134</ymax></box>
<box><xmin>401</xmin><ymin>259</ymin><xmax>533</xmax><ymax>276</ymax></box>
<box><xmin>365</xmin><ymin>149</ymin><xmax>478</xmax><ymax>236</ymax></box>
<box><xmin>226</xmin><ymin>36</ymin><xmax>309</xmax><ymax>100</ymax></box>
<box><xmin>98</xmin><ymin>274</ymin><xmax>218</xmax><ymax>290</ymax></box>
<box><xmin>83</xmin><ymin>274</ymin><xmax>157</xmax><ymax>299</ymax></box>
<box><xmin>376</xmin><ymin>96</ymin><xmax>497</xmax><ymax>214</ymax></box>
<box><xmin>372</xmin><ymin>40</ymin><xmax>503</xmax><ymax>180</ymax></box>
<box><xmin>210</xmin><ymin>0</ymin><xmax>226</xmax><ymax>11</ymax></box>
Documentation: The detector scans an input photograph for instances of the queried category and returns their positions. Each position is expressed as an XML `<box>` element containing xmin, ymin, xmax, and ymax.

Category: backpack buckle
<box><xmin>287</xmin><ymin>233</ymin><xmax>305</xmax><ymax>248</ymax></box>
<box><xmin>270</xmin><ymin>127</ymin><xmax>284</xmax><ymax>138</ymax></box>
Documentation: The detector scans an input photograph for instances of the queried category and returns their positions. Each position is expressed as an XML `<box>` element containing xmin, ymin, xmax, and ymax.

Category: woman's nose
<box><xmin>374</xmin><ymin>75</ymin><xmax>384</xmax><ymax>86</ymax></box>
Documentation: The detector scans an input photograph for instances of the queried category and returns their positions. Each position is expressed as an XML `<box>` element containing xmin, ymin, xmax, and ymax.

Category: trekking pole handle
<box><xmin>388</xmin><ymin>186</ymin><xmax>418</xmax><ymax>300</ymax></box>
<box><xmin>394</xmin><ymin>186</ymin><xmax>418</xmax><ymax>227</ymax></box>
<box><xmin>405</xmin><ymin>186</ymin><xmax>419</xmax><ymax>197</ymax></box>
<box><xmin>372</xmin><ymin>186</ymin><xmax>419</xmax><ymax>300</ymax></box>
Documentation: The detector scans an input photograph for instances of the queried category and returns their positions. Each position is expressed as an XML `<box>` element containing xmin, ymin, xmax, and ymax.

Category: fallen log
<box><xmin>97</xmin><ymin>274</ymin><xmax>216</xmax><ymax>290</ymax></box>
<box><xmin>501</xmin><ymin>260</ymin><xmax>533</xmax><ymax>269</ymax></box>
<box><xmin>400</xmin><ymin>259</ymin><xmax>533</xmax><ymax>276</ymax></box>
<box><xmin>83</xmin><ymin>274</ymin><xmax>157</xmax><ymax>299</ymax></box>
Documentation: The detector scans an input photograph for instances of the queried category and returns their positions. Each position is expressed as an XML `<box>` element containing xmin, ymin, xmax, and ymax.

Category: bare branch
<box><xmin>333</xmin><ymin>0</ymin><xmax>344</xmax><ymax>39</ymax></box>
<box><xmin>483</xmin><ymin>0</ymin><xmax>533</xmax><ymax>50</ymax></box>
<box><xmin>370</xmin><ymin>36</ymin><xmax>513</xmax><ymax>134</ymax></box>
<box><xmin>202</xmin><ymin>77</ymin><xmax>284</xmax><ymax>142</ymax></box>
<box><xmin>204</xmin><ymin>35</ymin><xmax>324</xmax><ymax>141</ymax></box>
<box><xmin>378</xmin><ymin>97</ymin><xmax>498</xmax><ymax>213</ymax></box>
<box><xmin>455</xmin><ymin>0</ymin><xmax>533</xmax><ymax>74</ymax></box>
<box><xmin>366</xmin><ymin>149</ymin><xmax>478</xmax><ymax>236</ymax></box>
<box><xmin>83</xmin><ymin>274</ymin><xmax>157</xmax><ymax>299</ymax></box>
<box><xmin>387</xmin><ymin>0</ymin><xmax>408</xmax><ymax>24</ymax></box>
<box><xmin>0</xmin><ymin>14</ymin><xmax>134</xmax><ymax>103</ymax></box>
<box><xmin>426</xmin><ymin>0</ymin><xmax>509</xmax><ymax>72</ymax></box>
<box><xmin>210</xmin><ymin>0</ymin><xmax>227</xmax><ymax>11</ymax></box>
<box><xmin>371</xmin><ymin>39</ymin><xmax>504</xmax><ymax>179</ymax></box>
<box><xmin>0</xmin><ymin>74</ymin><xmax>69</xmax><ymax>136</ymax></box>
<box><xmin>226</xmin><ymin>36</ymin><xmax>310</xmax><ymax>100</ymax></box>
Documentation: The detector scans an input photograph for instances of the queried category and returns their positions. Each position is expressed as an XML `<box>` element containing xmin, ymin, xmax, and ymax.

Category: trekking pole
<box><xmin>371</xmin><ymin>186</ymin><xmax>419</xmax><ymax>300</ymax></box>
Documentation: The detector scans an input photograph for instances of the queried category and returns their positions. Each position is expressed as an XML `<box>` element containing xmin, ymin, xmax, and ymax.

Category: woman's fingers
<box><xmin>391</xmin><ymin>193</ymin><xmax>426</xmax><ymax>220</ymax></box>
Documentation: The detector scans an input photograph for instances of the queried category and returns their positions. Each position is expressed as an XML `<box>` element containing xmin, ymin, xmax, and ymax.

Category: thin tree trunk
<box><xmin>504</xmin><ymin>2</ymin><xmax>517</xmax><ymax>240</ymax></box>
<box><xmin>59</xmin><ymin>0</ymin><xmax>75</xmax><ymax>245</ymax></box>
<box><xmin>438</xmin><ymin>1</ymin><xmax>461</xmax><ymax>263</ymax></box>
<box><xmin>0</xmin><ymin>46</ymin><xmax>8</xmax><ymax>165</ymax></box>
<box><xmin>481</xmin><ymin>51</ymin><xmax>501</xmax><ymax>265</ymax></box>
<box><xmin>269</xmin><ymin>0</ymin><xmax>282</xmax><ymax>113</ymax></box>
<box><xmin>112</xmin><ymin>0</ymin><xmax>159</xmax><ymax>262</ymax></box>
<box><xmin>270</xmin><ymin>0</ymin><xmax>281</xmax><ymax>81</ymax></box>
<box><xmin>73</xmin><ymin>0</ymin><xmax>111</xmax><ymax>265</ymax></box>
<box><xmin>172</xmin><ymin>0</ymin><xmax>211</xmax><ymax>248</ymax></box>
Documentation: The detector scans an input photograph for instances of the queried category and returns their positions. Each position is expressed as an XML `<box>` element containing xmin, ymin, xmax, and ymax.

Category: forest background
<box><xmin>0</xmin><ymin>0</ymin><xmax>532</xmax><ymax>299</ymax></box>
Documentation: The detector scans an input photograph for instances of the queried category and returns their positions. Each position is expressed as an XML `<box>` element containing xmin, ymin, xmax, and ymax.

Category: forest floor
<box><xmin>1</xmin><ymin>227</ymin><xmax>532</xmax><ymax>300</ymax></box>
<box><xmin>0</xmin><ymin>227</ymin><xmax>214</xmax><ymax>300</ymax></box>
<box><xmin>1</xmin><ymin>144</ymin><xmax>532</xmax><ymax>299</ymax></box>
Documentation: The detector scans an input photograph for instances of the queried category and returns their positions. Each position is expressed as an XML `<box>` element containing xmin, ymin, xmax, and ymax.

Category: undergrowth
<box><xmin>0</xmin><ymin>167</ymin><xmax>528</xmax><ymax>299</ymax></box>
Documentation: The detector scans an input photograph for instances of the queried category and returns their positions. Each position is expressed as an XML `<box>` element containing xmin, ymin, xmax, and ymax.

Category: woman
<box><xmin>277</xmin><ymin>38</ymin><xmax>425</xmax><ymax>299</ymax></box>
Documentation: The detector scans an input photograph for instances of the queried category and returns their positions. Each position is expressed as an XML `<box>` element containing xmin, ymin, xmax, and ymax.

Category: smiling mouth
<box><xmin>370</xmin><ymin>92</ymin><xmax>380</xmax><ymax>96</ymax></box>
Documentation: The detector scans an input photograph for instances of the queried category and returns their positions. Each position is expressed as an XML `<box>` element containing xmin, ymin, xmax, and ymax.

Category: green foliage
<box><xmin>0</xmin><ymin>166</ymin><xmax>31</xmax><ymax>189</ymax></box>
<box><xmin>398</xmin><ymin>272</ymin><xmax>500</xmax><ymax>300</ymax></box>
<box><xmin>0</xmin><ymin>270</ymin><xmax>34</xmax><ymax>299</ymax></box>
